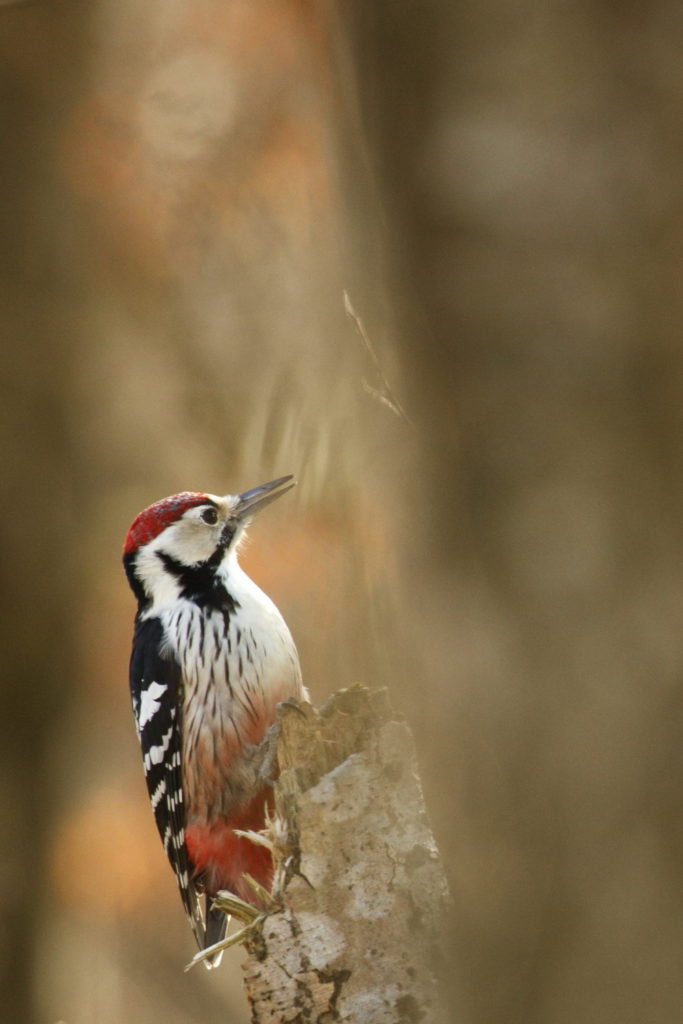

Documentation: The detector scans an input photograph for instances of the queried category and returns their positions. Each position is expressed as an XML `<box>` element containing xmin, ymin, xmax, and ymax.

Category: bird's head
<box><xmin>122</xmin><ymin>475</ymin><xmax>295</xmax><ymax>605</ymax></box>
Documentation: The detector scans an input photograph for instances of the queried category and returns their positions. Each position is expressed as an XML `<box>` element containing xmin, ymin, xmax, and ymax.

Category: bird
<box><xmin>122</xmin><ymin>475</ymin><xmax>306</xmax><ymax>965</ymax></box>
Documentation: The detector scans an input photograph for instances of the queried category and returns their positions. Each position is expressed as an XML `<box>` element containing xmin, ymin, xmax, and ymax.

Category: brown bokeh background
<box><xmin>3</xmin><ymin>2</ymin><xmax>683</xmax><ymax>1022</ymax></box>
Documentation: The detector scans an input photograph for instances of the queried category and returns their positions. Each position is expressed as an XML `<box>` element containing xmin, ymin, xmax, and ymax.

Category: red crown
<box><xmin>123</xmin><ymin>492</ymin><xmax>211</xmax><ymax>555</ymax></box>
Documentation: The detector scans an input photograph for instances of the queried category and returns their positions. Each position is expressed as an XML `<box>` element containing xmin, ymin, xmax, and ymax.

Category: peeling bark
<box><xmin>242</xmin><ymin>687</ymin><xmax>449</xmax><ymax>1023</ymax></box>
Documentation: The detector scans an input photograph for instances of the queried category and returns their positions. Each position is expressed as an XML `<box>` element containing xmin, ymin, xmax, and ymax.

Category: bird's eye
<box><xmin>200</xmin><ymin>507</ymin><xmax>218</xmax><ymax>525</ymax></box>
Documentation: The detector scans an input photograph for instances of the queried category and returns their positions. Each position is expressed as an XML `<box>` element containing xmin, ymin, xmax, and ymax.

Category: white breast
<box><xmin>160</xmin><ymin>562</ymin><xmax>306</xmax><ymax>818</ymax></box>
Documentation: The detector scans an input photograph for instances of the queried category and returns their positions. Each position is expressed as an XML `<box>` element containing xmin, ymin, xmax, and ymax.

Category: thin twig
<box><xmin>344</xmin><ymin>291</ymin><xmax>412</xmax><ymax>425</ymax></box>
<box><xmin>185</xmin><ymin>917</ymin><xmax>266</xmax><ymax>971</ymax></box>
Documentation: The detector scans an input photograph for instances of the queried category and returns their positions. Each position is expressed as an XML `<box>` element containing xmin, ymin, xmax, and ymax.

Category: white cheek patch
<box><xmin>170</xmin><ymin>517</ymin><xmax>222</xmax><ymax>565</ymax></box>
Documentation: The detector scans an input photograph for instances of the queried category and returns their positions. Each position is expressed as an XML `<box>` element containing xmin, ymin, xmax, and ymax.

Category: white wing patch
<box><xmin>143</xmin><ymin>725</ymin><xmax>174</xmax><ymax>771</ymax></box>
<box><xmin>150</xmin><ymin>778</ymin><xmax>167</xmax><ymax>810</ymax></box>
<box><xmin>138</xmin><ymin>681</ymin><xmax>168</xmax><ymax>728</ymax></box>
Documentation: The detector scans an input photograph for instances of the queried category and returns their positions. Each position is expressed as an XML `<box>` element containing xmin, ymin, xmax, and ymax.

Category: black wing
<box><xmin>129</xmin><ymin>615</ymin><xmax>205</xmax><ymax>951</ymax></box>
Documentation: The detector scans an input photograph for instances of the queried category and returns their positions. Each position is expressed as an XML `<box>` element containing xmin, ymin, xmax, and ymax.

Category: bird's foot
<box><xmin>277</xmin><ymin>697</ymin><xmax>308</xmax><ymax>716</ymax></box>
<box><xmin>241</xmin><ymin>871</ymin><xmax>279</xmax><ymax>908</ymax></box>
<box><xmin>232</xmin><ymin>826</ymin><xmax>273</xmax><ymax>854</ymax></box>
<box><xmin>211</xmin><ymin>888</ymin><xmax>262</xmax><ymax>923</ymax></box>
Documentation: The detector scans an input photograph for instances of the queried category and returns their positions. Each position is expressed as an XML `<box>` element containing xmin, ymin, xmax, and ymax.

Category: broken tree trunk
<box><xmin>242</xmin><ymin>686</ymin><xmax>450</xmax><ymax>1023</ymax></box>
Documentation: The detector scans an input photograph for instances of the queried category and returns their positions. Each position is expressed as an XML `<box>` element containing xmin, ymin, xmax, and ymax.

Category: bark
<box><xmin>0</xmin><ymin>8</ymin><xmax>90</xmax><ymax>1020</ymax></box>
<box><xmin>242</xmin><ymin>687</ymin><xmax>450</xmax><ymax>1024</ymax></box>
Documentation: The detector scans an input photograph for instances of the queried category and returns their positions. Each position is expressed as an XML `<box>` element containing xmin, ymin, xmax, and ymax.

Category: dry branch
<box><xmin>241</xmin><ymin>686</ymin><xmax>450</xmax><ymax>1023</ymax></box>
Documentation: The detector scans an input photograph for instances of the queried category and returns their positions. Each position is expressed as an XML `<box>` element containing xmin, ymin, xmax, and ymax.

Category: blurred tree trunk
<box><xmin>0</xmin><ymin>6</ymin><xmax>89</xmax><ymax>1021</ymax></box>
<box><xmin>343</xmin><ymin>4</ymin><xmax>683</xmax><ymax>1024</ymax></box>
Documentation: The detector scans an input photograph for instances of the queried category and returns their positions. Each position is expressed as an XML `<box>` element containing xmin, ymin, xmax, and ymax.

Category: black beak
<box><xmin>231</xmin><ymin>475</ymin><xmax>296</xmax><ymax>520</ymax></box>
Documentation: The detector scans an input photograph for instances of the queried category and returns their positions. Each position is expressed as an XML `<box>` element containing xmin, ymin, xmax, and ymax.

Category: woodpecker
<box><xmin>122</xmin><ymin>475</ymin><xmax>306</xmax><ymax>965</ymax></box>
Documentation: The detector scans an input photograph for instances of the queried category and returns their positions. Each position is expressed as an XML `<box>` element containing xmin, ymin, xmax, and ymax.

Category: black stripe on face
<box><xmin>123</xmin><ymin>550</ymin><xmax>146</xmax><ymax>603</ymax></box>
<box><xmin>157</xmin><ymin>549</ymin><xmax>240</xmax><ymax>613</ymax></box>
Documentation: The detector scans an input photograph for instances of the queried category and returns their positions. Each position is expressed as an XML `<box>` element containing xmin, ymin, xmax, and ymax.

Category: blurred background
<box><xmin>3</xmin><ymin>1</ymin><xmax>683</xmax><ymax>1022</ymax></box>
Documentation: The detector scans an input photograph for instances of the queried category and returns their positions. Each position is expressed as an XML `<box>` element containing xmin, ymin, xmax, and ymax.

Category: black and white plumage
<box><xmin>123</xmin><ymin>476</ymin><xmax>306</xmax><ymax>965</ymax></box>
<box><xmin>129</xmin><ymin>614</ymin><xmax>206</xmax><ymax>949</ymax></box>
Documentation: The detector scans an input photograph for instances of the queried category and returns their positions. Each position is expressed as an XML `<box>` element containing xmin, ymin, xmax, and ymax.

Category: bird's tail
<box><xmin>203</xmin><ymin>898</ymin><xmax>228</xmax><ymax>969</ymax></box>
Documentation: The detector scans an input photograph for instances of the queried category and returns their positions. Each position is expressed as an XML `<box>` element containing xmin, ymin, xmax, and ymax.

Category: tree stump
<box><xmin>242</xmin><ymin>686</ymin><xmax>450</xmax><ymax>1023</ymax></box>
